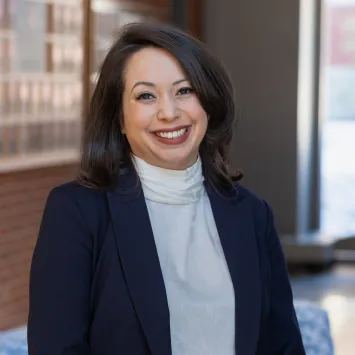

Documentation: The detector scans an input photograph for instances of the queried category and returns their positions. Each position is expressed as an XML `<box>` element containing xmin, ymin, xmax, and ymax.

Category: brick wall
<box><xmin>0</xmin><ymin>164</ymin><xmax>78</xmax><ymax>331</ymax></box>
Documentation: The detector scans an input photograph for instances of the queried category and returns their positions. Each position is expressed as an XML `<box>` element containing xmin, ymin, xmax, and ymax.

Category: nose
<box><xmin>157</xmin><ymin>95</ymin><xmax>180</xmax><ymax>121</ymax></box>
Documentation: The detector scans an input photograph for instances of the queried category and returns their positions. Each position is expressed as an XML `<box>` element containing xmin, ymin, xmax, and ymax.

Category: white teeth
<box><xmin>155</xmin><ymin>128</ymin><xmax>187</xmax><ymax>139</ymax></box>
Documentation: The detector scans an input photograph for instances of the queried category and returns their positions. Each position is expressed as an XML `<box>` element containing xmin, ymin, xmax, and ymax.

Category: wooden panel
<box><xmin>188</xmin><ymin>0</ymin><xmax>203</xmax><ymax>39</ymax></box>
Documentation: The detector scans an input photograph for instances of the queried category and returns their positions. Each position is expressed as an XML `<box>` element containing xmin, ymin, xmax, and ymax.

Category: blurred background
<box><xmin>0</xmin><ymin>0</ymin><xmax>354</xmax><ymax>354</ymax></box>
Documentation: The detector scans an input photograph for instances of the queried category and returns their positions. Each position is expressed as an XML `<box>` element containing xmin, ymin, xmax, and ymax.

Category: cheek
<box><xmin>184</xmin><ymin>98</ymin><xmax>207</xmax><ymax>123</ymax></box>
<box><xmin>187</xmin><ymin>104</ymin><xmax>208</xmax><ymax>132</ymax></box>
<box><xmin>124</xmin><ymin>103</ymin><xmax>154</xmax><ymax>133</ymax></box>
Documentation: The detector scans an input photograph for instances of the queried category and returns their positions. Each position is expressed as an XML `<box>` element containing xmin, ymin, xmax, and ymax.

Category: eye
<box><xmin>177</xmin><ymin>87</ymin><xmax>194</xmax><ymax>96</ymax></box>
<box><xmin>136</xmin><ymin>92</ymin><xmax>155</xmax><ymax>101</ymax></box>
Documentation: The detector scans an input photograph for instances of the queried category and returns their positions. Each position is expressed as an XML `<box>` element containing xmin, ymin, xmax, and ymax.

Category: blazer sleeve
<box><xmin>258</xmin><ymin>201</ymin><xmax>306</xmax><ymax>355</ymax></box>
<box><xmin>28</xmin><ymin>187</ymin><xmax>92</xmax><ymax>355</ymax></box>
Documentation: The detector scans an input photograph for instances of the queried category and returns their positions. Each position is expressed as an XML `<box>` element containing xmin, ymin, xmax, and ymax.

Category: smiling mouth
<box><xmin>154</xmin><ymin>127</ymin><xmax>189</xmax><ymax>140</ymax></box>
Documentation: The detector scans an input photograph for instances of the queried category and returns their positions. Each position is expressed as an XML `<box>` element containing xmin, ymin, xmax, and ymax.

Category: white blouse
<box><xmin>133</xmin><ymin>155</ymin><xmax>236</xmax><ymax>355</ymax></box>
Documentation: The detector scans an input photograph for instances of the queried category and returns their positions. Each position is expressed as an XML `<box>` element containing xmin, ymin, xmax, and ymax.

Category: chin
<box><xmin>157</xmin><ymin>151</ymin><xmax>197</xmax><ymax>170</ymax></box>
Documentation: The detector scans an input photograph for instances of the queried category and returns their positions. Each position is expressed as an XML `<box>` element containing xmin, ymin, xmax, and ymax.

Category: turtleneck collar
<box><xmin>132</xmin><ymin>155</ymin><xmax>205</xmax><ymax>204</ymax></box>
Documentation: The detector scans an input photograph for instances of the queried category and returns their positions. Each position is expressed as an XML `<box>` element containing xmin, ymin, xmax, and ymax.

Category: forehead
<box><xmin>124</xmin><ymin>47</ymin><xmax>186</xmax><ymax>84</ymax></box>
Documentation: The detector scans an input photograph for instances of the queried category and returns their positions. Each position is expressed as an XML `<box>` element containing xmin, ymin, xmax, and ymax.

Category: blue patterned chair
<box><xmin>0</xmin><ymin>301</ymin><xmax>334</xmax><ymax>355</ymax></box>
<box><xmin>294</xmin><ymin>300</ymin><xmax>334</xmax><ymax>355</ymax></box>
<box><xmin>0</xmin><ymin>326</ymin><xmax>27</xmax><ymax>355</ymax></box>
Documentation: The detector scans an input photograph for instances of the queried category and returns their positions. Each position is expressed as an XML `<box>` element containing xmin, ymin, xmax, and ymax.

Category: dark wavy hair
<box><xmin>78</xmin><ymin>22</ymin><xmax>242</xmax><ymax>192</ymax></box>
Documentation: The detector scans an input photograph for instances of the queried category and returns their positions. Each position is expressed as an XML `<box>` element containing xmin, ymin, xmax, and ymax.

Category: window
<box><xmin>320</xmin><ymin>0</ymin><xmax>355</xmax><ymax>235</ymax></box>
<box><xmin>0</xmin><ymin>0</ymin><xmax>83</xmax><ymax>171</ymax></box>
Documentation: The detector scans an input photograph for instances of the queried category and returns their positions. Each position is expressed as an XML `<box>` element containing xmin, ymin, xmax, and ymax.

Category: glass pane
<box><xmin>320</xmin><ymin>0</ymin><xmax>355</xmax><ymax>235</ymax></box>
<box><xmin>0</xmin><ymin>0</ymin><xmax>83</xmax><ymax>169</ymax></box>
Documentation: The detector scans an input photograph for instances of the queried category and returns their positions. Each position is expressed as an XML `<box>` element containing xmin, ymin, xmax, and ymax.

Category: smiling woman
<box><xmin>28</xmin><ymin>22</ymin><xmax>306</xmax><ymax>355</ymax></box>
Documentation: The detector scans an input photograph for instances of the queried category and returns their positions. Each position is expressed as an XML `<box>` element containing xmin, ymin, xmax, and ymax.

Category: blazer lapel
<box><xmin>207</xmin><ymin>184</ymin><xmax>262</xmax><ymax>355</ymax></box>
<box><xmin>106</xmin><ymin>171</ymin><xmax>171</xmax><ymax>355</ymax></box>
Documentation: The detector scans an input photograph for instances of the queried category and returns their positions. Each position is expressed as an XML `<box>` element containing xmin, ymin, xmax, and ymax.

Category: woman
<box><xmin>28</xmin><ymin>23</ymin><xmax>305</xmax><ymax>355</ymax></box>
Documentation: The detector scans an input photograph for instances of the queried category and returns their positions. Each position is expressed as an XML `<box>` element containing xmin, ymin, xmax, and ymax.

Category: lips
<box><xmin>154</xmin><ymin>127</ymin><xmax>188</xmax><ymax>139</ymax></box>
<box><xmin>152</xmin><ymin>125</ymin><xmax>191</xmax><ymax>145</ymax></box>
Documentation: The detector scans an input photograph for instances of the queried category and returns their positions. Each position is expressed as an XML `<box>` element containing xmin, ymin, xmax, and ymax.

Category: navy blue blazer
<box><xmin>28</xmin><ymin>170</ymin><xmax>305</xmax><ymax>355</ymax></box>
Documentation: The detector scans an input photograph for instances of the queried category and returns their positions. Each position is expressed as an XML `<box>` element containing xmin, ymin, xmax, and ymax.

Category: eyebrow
<box><xmin>131</xmin><ymin>78</ymin><xmax>188</xmax><ymax>92</ymax></box>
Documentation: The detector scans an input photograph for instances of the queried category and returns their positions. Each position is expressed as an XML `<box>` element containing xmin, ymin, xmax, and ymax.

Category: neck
<box><xmin>132</xmin><ymin>155</ymin><xmax>205</xmax><ymax>204</ymax></box>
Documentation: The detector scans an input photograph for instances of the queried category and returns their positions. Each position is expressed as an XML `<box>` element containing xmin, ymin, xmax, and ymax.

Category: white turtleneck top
<box><xmin>133</xmin><ymin>155</ymin><xmax>236</xmax><ymax>355</ymax></box>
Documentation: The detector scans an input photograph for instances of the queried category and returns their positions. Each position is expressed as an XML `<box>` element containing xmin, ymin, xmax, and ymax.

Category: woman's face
<box><xmin>122</xmin><ymin>47</ymin><xmax>208</xmax><ymax>170</ymax></box>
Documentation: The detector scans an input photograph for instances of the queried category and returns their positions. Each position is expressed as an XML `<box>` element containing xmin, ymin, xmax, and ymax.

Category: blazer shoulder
<box><xmin>50</xmin><ymin>180</ymin><xmax>106</xmax><ymax>200</ymax></box>
<box><xmin>48</xmin><ymin>181</ymin><xmax>109</xmax><ymax>235</ymax></box>
<box><xmin>235</xmin><ymin>183</ymin><xmax>272</xmax><ymax>232</ymax></box>
<box><xmin>236</xmin><ymin>183</ymin><xmax>267</xmax><ymax>209</ymax></box>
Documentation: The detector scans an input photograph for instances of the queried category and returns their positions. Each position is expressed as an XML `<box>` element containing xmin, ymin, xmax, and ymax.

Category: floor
<box><xmin>291</xmin><ymin>264</ymin><xmax>355</xmax><ymax>355</ymax></box>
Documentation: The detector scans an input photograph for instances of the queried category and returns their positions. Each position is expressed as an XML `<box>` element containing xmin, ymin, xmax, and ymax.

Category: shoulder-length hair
<box><xmin>78</xmin><ymin>22</ymin><xmax>242</xmax><ymax>192</ymax></box>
